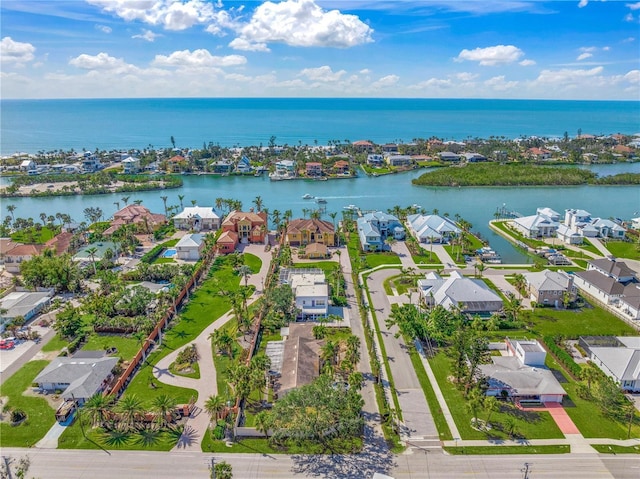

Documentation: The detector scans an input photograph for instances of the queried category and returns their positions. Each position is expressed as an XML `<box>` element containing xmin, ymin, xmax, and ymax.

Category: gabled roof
<box><xmin>589</xmin><ymin>345</ymin><xmax>640</xmax><ymax>382</ymax></box>
<box><xmin>278</xmin><ymin>323</ymin><xmax>323</xmax><ymax>394</ymax></box>
<box><xmin>216</xmin><ymin>230</ymin><xmax>238</xmax><ymax>244</ymax></box>
<box><xmin>407</xmin><ymin>214</ymin><xmax>460</xmax><ymax>239</ymax></box>
<box><xmin>418</xmin><ymin>271</ymin><xmax>503</xmax><ymax>312</ymax></box>
<box><xmin>479</xmin><ymin>356</ymin><xmax>566</xmax><ymax>397</ymax></box>
<box><xmin>45</xmin><ymin>232</ymin><xmax>74</xmax><ymax>255</ymax></box>
<box><xmin>5</xmin><ymin>244</ymin><xmax>44</xmax><ymax>256</ymax></box>
<box><xmin>513</xmin><ymin>214</ymin><xmax>558</xmax><ymax>231</ymax></box>
<box><xmin>589</xmin><ymin>258</ymin><xmax>636</xmax><ymax>280</ymax></box>
<box><xmin>574</xmin><ymin>270</ymin><xmax>625</xmax><ymax>295</ymax></box>
<box><xmin>287</xmin><ymin>218</ymin><xmax>334</xmax><ymax>235</ymax></box>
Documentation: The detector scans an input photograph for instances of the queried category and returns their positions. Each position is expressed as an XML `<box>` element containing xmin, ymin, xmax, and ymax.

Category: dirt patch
<box><xmin>22</xmin><ymin>387</ymin><xmax>61</xmax><ymax>410</ymax></box>
<box><xmin>31</xmin><ymin>350</ymin><xmax>60</xmax><ymax>361</ymax></box>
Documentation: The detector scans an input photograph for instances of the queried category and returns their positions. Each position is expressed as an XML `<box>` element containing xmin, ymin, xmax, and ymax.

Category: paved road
<box><xmin>367</xmin><ymin>267</ymin><xmax>439</xmax><ymax>445</ymax></box>
<box><xmin>3</xmin><ymin>447</ymin><xmax>639</xmax><ymax>479</ymax></box>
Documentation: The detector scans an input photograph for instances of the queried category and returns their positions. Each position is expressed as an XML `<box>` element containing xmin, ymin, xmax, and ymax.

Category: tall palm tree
<box><xmin>178</xmin><ymin>195</ymin><xmax>185</xmax><ymax>209</ymax></box>
<box><xmin>121</xmin><ymin>196</ymin><xmax>130</xmax><ymax>206</ymax></box>
<box><xmin>81</xmin><ymin>393</ymin><xmax>113</xmax><ymax>428</ymax></box>
<box><xmin>513</xmin><ymin>273</ymin><xmax>526</xmax><ymax>299</ymax></box>
<box><xmin>86</xmin><ymin>247</ymin><xmax>98</xmax><ymax>275</ymax></box>
<box><xmin>237</xmin><ymin>265</ymin><xmax>252</xmax><ymax>287</ymax></box>
<box><xmin>6</xmin><ymin>204</ymin><xmax>16</xmax><ymax>223</ymax></box>
<box><xmin>252</xmin><ymin>195</ymin><xmax>263</xmax><ymax>212</ymax></box>
<box><xmin>160</xmin><ymin>196</ymin><xmax>168</xmax><ymax>217</ymax></box>
<box><xmin>254</xmin><ymin>410</ymin><xmax>270</xmax><ymax>438</ymax></box>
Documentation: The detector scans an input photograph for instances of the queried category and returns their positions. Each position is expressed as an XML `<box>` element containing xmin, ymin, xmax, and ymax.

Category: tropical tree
<box><xmin>204</xmin><ymin>394</ymin><xmax>226</xmax><ymax>422</ymax></box>
<box><xmin>466</xmin><ymin>387</ymin><xmax>484</xmax><ymax>424</ymax></box>
<box><xmin>212</xmin><ymin>461</ymin><xmax>233</xmax><ymax>479</ymax></box>
<box><xmin>484</xmin><ymin>395</ymin><xmax>500</xmax><ymax>427</ymax></box>
<box><xmin>178</xmin><ymin>195</ymin><xmax>185</xmax><ymax>209</ymax></box>
<box><xmin>160</xmin><ymin>196</ymin><xmax>168</xmax><ymax>217</ymax></box>
<box><xmin>252</xmin><ymin>195</ymin><xmax>263</xmax><ymax>212</ymax></box>
<box><xmin>580</xmin><ymin>364</ymin><xmax>600</xmax><ymax>394</ymax></box>
<box><xmin>86</xmin><ymin>247</ymin><xmax>98</xmax><ymax>275</ymax></box>
<box><xmin>6</xmin><ymin>204</ymin><xmax>16</xmax><ymax>223</ymax></box>
<box><xmin>151</xmin><ymin>394</ymin><xmax>177</xmax><ymax>428</ymax></box>
<box><xmin>116</xmin><ymin>394</ymin><xmax>145</xmax><ymax>432</ymax></box>
<box><xmin>254</xmin><ymin>410</ymin><xmax>271</xmax><ymax>438</ymax></box>
<box><xmin>121</xmin><ymin>196</ymin><xmax>130</xmax><ymax>206</ymax></box>
<box><xmin>237</xmin><ymin>265</ymin><xmax>252</xmax><ymax>287</ymax></box>
<box><xmin>82</xmin><ymin>394</ymin><xmax>114</xmax><ymax>428</ymax></box>
<box><xmin>512</xmin><ymin>273</ymin><xmax>526</xmax><ymax>298</ymax></box>
<box><xmin>503</xmin><ymin>293</ymin><xmax>523</xmax><ymax>322</ymax></box>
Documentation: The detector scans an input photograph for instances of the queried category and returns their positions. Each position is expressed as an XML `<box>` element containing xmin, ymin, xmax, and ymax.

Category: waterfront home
<box><xmin>463</xmin><ymin>153</ymin><xmax>487</xmax><ymax>162</ymax></box>
<box><xmin>619</xmin><ymin>284</ymin><xmax>640</xmax><ymax>320</ymax></box>
<box><xmin>579</xmin><ymin>336</ymin><xmax>640</xmax><ymax>392</ymax></box>
<box><xmin>301</xmin><ymin>242</ymin><xmax>330</xmax><ymax>259</ymax></box>
<box><xmin>0</xmin><ymin>238</ymin><xmax>20</xmax><ymax>264</ymax></box>
<box><xmin>33</xmin><ymin>354</ymin><xmax>119</xmax><ymax>403</ymax></box>
<box><xmin>512</xmin><ymin>214</ymin><xmax>558</xmax><ymax>239</ymax></box>
<box><xmin>103</xmin><ymin>205</ymin><xmax>166</xmax><ymax>236</ymax></box>
<box><xmin>220</xmin><ymin>210</ymin><xmax>268</xmax><ymax>244</ymax></box>
<box><xmin>173</xmin><ymin>206</ymin><xmax>220</xmax><ymax>231</ymax></box>
<box><xmin>73</xmin><ymin>241</ymin><xmax>119</xmax><ymax>263</ymax></box>
<box><xmin>122</xmin><ymin>156</ymin><xmax>141</xmax><ymax>174</ymax></box>
<box><xmin>381</xmin><ymin>143</ymin><xmax>399</xmax><ymax>154</ymax></box>
<box><xmin>480</xmin><ymin>338</ymin><xmax>566</xmax><ymax>404</ymax></box>
<box><xmin>275</xmin><ymin>159</ymin><xmax>296</xmax><ymax>175</ymax></box>
<box><xmin>590</xmin><ymin>218</ymin><xmax>626</xmax><ymax>239</ymax></box>
<box><xmin>536</xmin><ymin>207</ymin><xmax>561</xmax><ymax>222</ymax></box>
<box><xmin>305</xmin><ymin>162</ymin><xmax>323</xmax><ymax>177</ymax></box>
<box><xmin>0</xmin><ymin>289</ymin><xmax>53</xmax><ymax>332</ymax></box>
<box><xmin>44</xmin><ymin>232</ymin><xmax>75</xmax><ymax>255</ymax></box>
<box><xmin>285</xmin><ymin>218</ymin><xmax>335</xmax><ymax>247</ymax></box>
<box><xmin>385</xmin><ymin>154</ymin><xmax>412</xmax><ymax>167</ymax></box>
<box><xmin>81</xmin><ymin>156</ymin><xmax>102</xmax><ymax>173</ymax></box>
<box><xmin>366</xmin><ymin>154</ymin><xmax>384</xmax><ymax>166</ymax></box>
<box><xmin>167</xmin><ymin>155</ymin><xmax>185</xmax><ymax>173</ymax></box>
<box><xmin>333</xmin><ymin>160</ymin><xmax>350</xmax><ymax>175</ymax></box>
<box><xmin>438</xmin><ymin>151</ymin><xmax>461</xmax><ymax>162</ymax></box>
<box><xmin>523</xmin><ymin>269</ymin><xmax>577</xmax><ymax>307</ymax></box>
<box><xmin>632</xmin><ymin>217</ymin><xmax>640</xmax><ymax>230</ymax></box>
<box><xmin>589</xmin><ymin>258</ymin><xmax>636</xmax><ymax>283</ymax></box>
<box><xmin>564</xmin><ymin>208</ymin><xmax>592</xmax><ymax>230</ymax></box>
<box><xmin>235</xmin><ymin>156</ymin><xmax>253</xmax><ymax>174</ymax></box>
<box><xmin>211</xmin><ymin>159</ymin><xmax>233</xmax><ymax>174</ymax></box>
<box><xmin>3</xmin><ymin>244</ymin><xmax>44</xmax><ymax>274</ymax></box>
<box><xmin>175</xmin><ymin>233</ymin><xmax>204</xmax><ymax>261</ymax></box>
<box><xmin>556</xmin><ymin>224</ymin><xmax>583</xmax><ymax>244</ymax></box>
<box><xmin>406</xmin><ymin>214</ymin><xmax>461</xmax><ymax>244</ymax></box>
<box><xmin>417</xmin><ymin>271</ymin><xmax>504</xmax><ymax>314</ymax></box>
<box><xmin>357</xmin><ymin>211</ymin><xmax>404</xmax><ymax>251</ymax></box>
<box><xmin>216</xmin><ymin>230</ymin><xmax>238</xmax><ymax>254</ymax></box>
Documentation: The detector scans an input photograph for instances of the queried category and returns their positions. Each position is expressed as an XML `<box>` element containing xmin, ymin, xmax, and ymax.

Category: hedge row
<box><xmin>543</xmin><ymin>335</ymin><xmax>583</xmax><ymax>379</ymax></box>
<box><xmin>141</xmin><ymin>244</ymin><xmax>165</xmax><ymax>264</ymax></box>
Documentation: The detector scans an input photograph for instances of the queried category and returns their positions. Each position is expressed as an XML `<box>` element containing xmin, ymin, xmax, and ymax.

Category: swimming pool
<box><xmin>162</xmin><ymin>248</ymin><xmax>177</xmax><ymax>258</ymax></box>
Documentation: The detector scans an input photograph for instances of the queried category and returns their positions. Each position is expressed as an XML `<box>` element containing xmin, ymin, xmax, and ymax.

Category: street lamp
<box><xmin>521</xmin><ymin>462</ymin><xmax>532</xmax><ymax>479</ymax></box>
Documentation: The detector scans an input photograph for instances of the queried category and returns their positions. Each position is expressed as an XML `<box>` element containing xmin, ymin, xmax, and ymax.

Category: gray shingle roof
<box><xmin>34</xmin><ymin>356</ymin><xmax>118</xmax><ymax>400</ymax></box>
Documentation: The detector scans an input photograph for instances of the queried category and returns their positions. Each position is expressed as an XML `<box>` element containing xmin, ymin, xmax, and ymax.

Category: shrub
<box><xmin>10</xmin><ymin>409</ymin><xmax>27</xmax><ymax>424</ymax></box>
<box><xmin>543</xmin><ymin>336</ymin><xmax>582</xmax><ymax>378</ymax></box>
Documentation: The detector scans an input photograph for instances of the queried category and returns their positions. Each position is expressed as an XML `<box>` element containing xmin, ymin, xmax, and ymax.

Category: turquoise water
<box><xmin>2</xmin><ymin>98</ymin><xmax>639</xmax><ymax>155</ymax></box>
<box><xmin>4</xmin><ymin>163</ymin><xmax>639</xmax><ymax>264</ymax></box>
<box><xmin>162</xmin><ymin>248</ymin><xmax>177</xmax><ymax>258</ymax></box>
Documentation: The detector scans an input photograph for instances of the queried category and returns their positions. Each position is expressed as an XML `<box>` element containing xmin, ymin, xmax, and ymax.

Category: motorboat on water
<box><xmin>302</xmin><ymin>193</ymin><xmax>314</xmax><ymax>199</ymax></box>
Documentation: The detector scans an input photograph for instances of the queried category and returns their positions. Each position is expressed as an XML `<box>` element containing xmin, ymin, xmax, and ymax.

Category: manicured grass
<box><xmin>406</xmin><ymin>341</ymin><xmax>453</xmax><ymax>440</ymax></box>
<box><xmin>11</xmin><ymin>226</ymin><xmax>56</xmax><ymax>244</ymax></box>
<box><xmin>605</xmin><ymin>241</ymin><xmax>640</xmax><ymax>260</ymax></box>
<box><xmin>383</xmin><ymin>274</ymin><xmax>417</xmax><ymax>295</ymax></box>
<box><xmin>243</xmin><ymin>252</ymin><xmax>262</xmax><ymax>273</ymax></box>
<box><xmin>58</xmin><ymin>423</ymin><xmax>181</xmax><ymax>451</ymax></box>
<box><xmin>411</xmin><ymin>251</ymin><xmax>442</xmax><ymax>265</ymax></box>
<box><xmin>81</xmin><ymin>334</ymin><xmax>141</xmax><ymax>362</ymax></box>
<box><xmin>444</xmin><ymin>445</ymin><xmax>570</xmax><ymax>455</ymax></box>
<box><xmin>524</xmin><ymin>305</ymin><xmax>638</xmax><ymax>338</ymax></box>
<box><xmin>0</xmin><ymin>360</ymin><xmax>56</xmax><ymax>447</ymax></box>
<box><xmin>429</xmin><ymin>352</ymin><xmax>564</xmax><ymax>440</ymax></box>
<box><xmin>201</xmin><ymin>434</ymin><xmax>362</xmax><ymax>454</ymax></box>
<box><xmin>169</xmin><ymin>360</ymin><xmax>200</xmax><ymax>379</ymax></box>
<box><xmin>578</xmin><ymin>238</ymin><xmax>601</xmax><ymax>256</ymax></box>
<box><xmin>41</xmin><ymin>334</ymin><xmax>69</xmax><ymax>352</ymax></box>
<box><xmin>592</xmin><ymin>444</ymin><xmax>640</xmax><ymax>454</ymax></box>
<box><xmin>153</xmin><ymin>258</ymin><xmax>176</xmax><ymax>264</ymax></box>
<box><xmin>492</xmin><ymin>221</ymin><xmax>547</xmax><ymax>248</ymax></box>
<box><xmin>365</xmin><ymin>253</ymin><xmax>402</xmax><ymax>268</ymax></box>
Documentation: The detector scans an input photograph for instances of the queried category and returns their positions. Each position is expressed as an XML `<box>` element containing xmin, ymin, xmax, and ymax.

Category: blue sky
<box><xmin>1</xmin><ymin>0</ymin><xmax>639</xmax><ymax>99</ymax></box>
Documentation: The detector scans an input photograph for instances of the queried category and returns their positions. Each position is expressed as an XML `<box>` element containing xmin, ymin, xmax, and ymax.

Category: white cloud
<box><xmin>132</xmin><ymin>29</ymin><xmax>160</xmax><ymax>42</ymax></box>
<box><xmin>69</xmin><ymin>52</ymin><xmax>139</xmax><ymax>74</ymax></box>
<box><xmin>152</xmin><ymin>49</ymin><xmax>246</xmax><ymax>68</ymax></box>
<box><xmin>519</xmin><ymin>59</ymin><xmax>536</xmax><ymax>66</ymax></box>
<box><xmin>535</xmin><ymin>66</ymin><xmax>604</xmax><ymax>84</ymax></box>
<box><xmin>484</xmin><ymin>75</ymin><xmax>518</xmax><ymax>91</ymax></box>
<box><xmin>624</xmin><ymin>13</ymin><xmax>635</xmax><ymax>22</ymax></box>
<box><xmin>298</xmin><ymin>65</ymin><xmax>346</xmax><ymax>82</ymax></box>
<box><xmin>96</xmin><ymin>24</ymin><xmax>112</xmax><ymax>33</ymax></box>
<box><xmin>408</xmin><ymin>78</ymin><xmax>453</xmax><ymax>90</ymax></box>
<box><xmin>578</xmin><ymin>0</ymin><xmax>589</xmax><ymax>7</ymax></box>
<box><xmin>1</xmin><ymin>37</ymin><xmax>36</xmax><ymax>64</ymax></box>
<box><xmin>87</xmin><ymin>0</ymin><xmax>230</xmax><ymax>31</ymax></box>
<box><xmin>579</xmin><ymin>46</ymin><xmax>597</xmax><ymax>53</ymax></box>
<box><xmin>577</xmin><ymin>52</ymin><xmax>593</xmax><ymax>61</ymax></box>
<box><xmin>371</xmin><ymin>74</ymin><xmax>399</xmax><ymax>88</ymax></box>
<box><xmin>627</xmin><ymin>2</ymin><xmax>640</xmax><ymax>11</ymax></box>
<box><xmin>454</xmin><ymin>72</ymin><xmax>478</xmax><ymax>81</ymax></box>
<box><xmin>233</xmin><ymin>0</ymin><xmax>373</xmax><ymax>49</ymax></box>
<box><xmin>623</xmin><ymin>37</ymin><xmax>636</xmax><ymax>42</ymax></box>
<box><xmin>624</xmin><ymin>69</ymin><xmax>640</xmax><ymax>83</ymax></box>
<box><xmin>359</xmin><ymin>68</ymin><xmax>371</xmax><ymax>75</ymax></box>
<box><xmin>456</xmin><ymin>45</ymin><xmax>524</xmax><ymax>66</ymax></box>
<box><xmin>228</xmin><ymin>37</ymin><xmax>270</xmax><ymax>52</ymax></box>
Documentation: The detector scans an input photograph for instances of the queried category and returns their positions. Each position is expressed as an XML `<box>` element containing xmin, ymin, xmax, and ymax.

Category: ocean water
<box><xmin>1</xmin><ymin>98</ymin><xmax>639</xmax><ymax>155</ymax></box>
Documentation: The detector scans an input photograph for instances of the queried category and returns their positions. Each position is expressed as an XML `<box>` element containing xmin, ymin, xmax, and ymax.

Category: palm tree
<box><xmin>6</xmin><ymin>204</ymin><xmax>16</xmax><ymax>223</ymax></box>
<box><xmin>160</xmin><ymin>196</ymin><xmax>168</xmax><ymax>217</ymax></box>
<box><xmin>320</xmin><ymin>340</ymin><xmax>338</xmax><ymax>368</ymax></box>
<box><xmin>237</xmin><ymin>265</ymin><xmax>252</xmax><ymax>287</ymax></box>
<box><xmin>151</xmin><ymin>394</ymin><xmax>176</xmax><ymax>428</ymax></box>
<box><xmin>191</xmin><ymin>199</ymin><xmax>197</xmax><ymax>206</ymax></box>
<box><xmin>484</xmin><ymin>396</ymin><xmax>499</xmax><ymax>427</ymax></box>
<box><xmin>580</xmin><ymin>364</ymin><xmax>599</xmax><ymax>394</ymax></box>
<box><xmin>178</xmin><ymin>195</ymin><xmax>185</xmax><ymax>209</ymax></box>
<box><xmin>113</xmin><ymin>201</ymin><xmax>120</xmax><ymax>211</ymax></box>
<box><xmin>116</xmin><ymin>394</ymin><xmax>145</xmax><ymax>432</ymax></box>
<box><xmin>121</xmin><ymin>196</ymin><xmax>130</xmax><ymax>206</ymax></box>
<box><xmin>82</xmin><ymin>393</ymin><xmax>113</xmax><ymax>428</ymax></box>
<box><xmin>503</xmin><ymin>293</ymin><xmax>523</xmax><ymax>322</ymax></box>
<box><xmin>252</xmin><ymin>195</ymin><xmax>263</xmax><ymax>212</ymax></box>
<box><xmin>204</xmin><ymin>394</ymin><xmax>226</xmax><ymax>422</ymax></box>
<box><xmin>86</xmin><ymin>247</ymin><xmax>98</xmax><ymax>275</ymax></box>
<box><xmin>513</xmin><ymin>273</ymin><xmax>526</xmax><ymax>299</ymax></box>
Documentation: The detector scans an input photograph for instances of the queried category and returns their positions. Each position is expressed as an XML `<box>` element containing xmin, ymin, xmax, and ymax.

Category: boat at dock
<box><xmin>476</xmin><ymin>246</ymin><xmax>502</xmax><ymax>264</ymax></box>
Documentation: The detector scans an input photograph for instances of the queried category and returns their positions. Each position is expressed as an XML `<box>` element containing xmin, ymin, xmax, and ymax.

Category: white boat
<box><xmin>343</xmin><ymin>204</ymin><xmax>357</xmax><ymax>210</ymax></box>
<box><xmin>315</xmin><ymin>197</ymin><xmax>327</xmax><ymax>204</ymax></box>
<box><xmin>302</xmin><ymin>193</ymin><xmax>314</xmax><ymax>199</ymax></box>
<box><xmin>411</xmin><ymin>204</ymin><xmax>422</xmax><ymax>210</ymax></box>
<box><xmin>476</xmin><ymin>246</ymin><xmax>502</xmax><ymax>264</ymax></box>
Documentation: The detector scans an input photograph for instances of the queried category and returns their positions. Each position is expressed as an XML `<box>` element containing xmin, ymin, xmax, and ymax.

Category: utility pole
<box><xmin>521</xmin><ymin>462</ymin><xmax>532</xmax><ymax>479</ymax></box>
<box><xmin>209</xmin><ymin>457</ymin><xmax>215</xmax><ymax>479</ymax></box>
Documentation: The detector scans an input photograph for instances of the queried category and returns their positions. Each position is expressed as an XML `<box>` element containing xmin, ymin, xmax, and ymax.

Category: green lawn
<box><xmin>58</xmin><ymin>423</ymin><xmax>181</xmax><ymax>451</ymax></box>
<box><xmin>243</xmin><ymin>252</ymin><xmax>262</xmax><ymax>273</ymax></box>
<box><xmin>365</xmin><ymin>253</ymin><xmax>402</xmax><ymax>268</ymax></box>
<box><xmin>444</xmin><ymin>445</ymin><xmax>570</xmax><ymax>455</ymax></box>
<box><xmin>11</xmin><ymin>226</ymin><xmax>56</xmax><ymax>244</ymax></box>
<box><xmin>524</xmin><ymin>305</ymin><xmax>638</xmax><ymax>338</ymax></box>
<box><xmin>41</xmin><ymin>334</ymin><xmax>69</xmax><ymax>352</ymax></box>
<box><xmin>383</xmin><ymin>274</ymin><xmax>417</xmax><ymax>295</ymax></box>
<box><xmin>578</xmin><ymin>238</ymin><xmax>601</xmax><ymax>256</ymax></box>
<box><xmin>492</xmin><ymin>221</ymin><xmax>547</xmax><ymax>248</ymax></box>
<box><xmin>0</xmin><ymin>360</ymin><xmax>56</xmax><ymax>447</ymax></box>
<box><xmin>169</xmin><ymin>360</ymin><xmax>200</xmax><ymax>379</ymax></box>
<box><xmin>592</xmin><ymin>444</ymin><xmax>640</xmax><ymax>454</ymax></box>
<box><xmin>605</xmin><ymin>241</ymin><xmax>640</xmax><ymax>260</ymax></box>
<box><xmin>412</xmin><ymin>249</ymin><xmax>442</xmax><ymax>265</ymax></box>
<box><xmin>429</xmin><ymin>352</ymin><xmax>564</xmax><ymax>441</ymax></box>
<box><xmin>201</xmin><ymin>433</ymin><xmax>362</xmax><ymax>454</ymax></box>
<box><xmin>81</xmin><ymin>334</ymin><xmax>141</xmax><ymax>362</ymax></box>
<box><xmin>292</xmin><ymin>260</ymin><xmax>339</xmax><ymax>274</ymax></box>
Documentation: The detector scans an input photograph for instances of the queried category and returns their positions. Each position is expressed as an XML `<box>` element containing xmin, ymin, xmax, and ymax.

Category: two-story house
<box><xmin>219</xmin><ymin>210</ymin><xmax>268</xmax><ymax>245</ymax></box>
<box><xmin>285</xmin><ymin>218</ymin><xmax>335</xmax><ymax>247</ymax></box>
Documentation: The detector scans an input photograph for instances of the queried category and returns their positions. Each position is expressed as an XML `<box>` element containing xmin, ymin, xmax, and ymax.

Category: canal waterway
<box><xmin>4</xmin><ymin>163</ymin><xmax>640</xmax><ymax>264</ymax></box>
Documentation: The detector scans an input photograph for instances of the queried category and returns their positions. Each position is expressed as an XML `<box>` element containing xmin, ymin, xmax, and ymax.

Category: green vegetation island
<box><xmin>412</xmin><ymin>163</ymin><xmax>640</xmax><ymax>187</ymax></box>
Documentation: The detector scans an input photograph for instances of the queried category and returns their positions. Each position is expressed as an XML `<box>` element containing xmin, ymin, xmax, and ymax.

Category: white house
<box><xmin>588</xmin><ymin>258</ymin><xmax>636</xmax><ymax>283</ymax></box>
<box><xmin>536</xmin><ymin>207</ymin><xmax>561</xmax><ymax>222</ymax></box>
<box><xmin>173</xmin><ymin>206</ymin><xmax>220</xmax><ymax>231</ymax></box>
<box><xmin>590</xmin><ymin>218</ymin><xmax>626</xmax><ymax>239</ymax></box>
<box><xmin>288</xmin><ymin>271</ymin><xmax>328</xmax><ymax>320</ymax></box>
<box><xmin>406</xmin><ymin>214</ymin><xmax>461</xmax><ymax>244</ymax></box>
<box><xmin>619</xmin><ymin>284</ymin><xmax>640</xmax><ymax>320</ymax></box>
<box><xmin>19</xmin><ymin>159</ymin><xmax>36</xmax><ymax>171</ymax></box>
<box><xmin>417</xmin><ymin>271</ymin><xmax>503</xmax><ymax>314</ymax></box>
<box><xmin>512</xmin><ymin>214</ymin><xmax>558</xmax><ymax>238</ymax></box>
<box><xmin>235</xmin><ymin>156</ymin><xmax>253</xmax><ymax>173</ymax></box>
<box><xmin>122</xmin><ymin>156</ymin><xmax>141</xmax><ymax>174</ymax></box>
<box><xmin>480</xmin><ymin>338</ymin><xmax>566</xmax><ymax>404</ymax></box>
<box><xmin>580</xmin><ymin>336</ymin><xmax>640</xmax><ymax>392</ymax></box>
<box><xmin>556</xmin><ymin>224</ymin><xmax>583</xmax><ymax>245</ymax></box>
<box><xmin>175</xmin><ymin>233</ymin><xmax>205</xmax><ymax>261</ymax></box>
<box><xmin>357</xmin><ymin>211</ymin><xmax>404</xmax><ymax>251</ymax></box>
<box><xmin>631</xmin><ymin>218</ymin><xmax>640</xmax><ymax>230</ymax></box>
